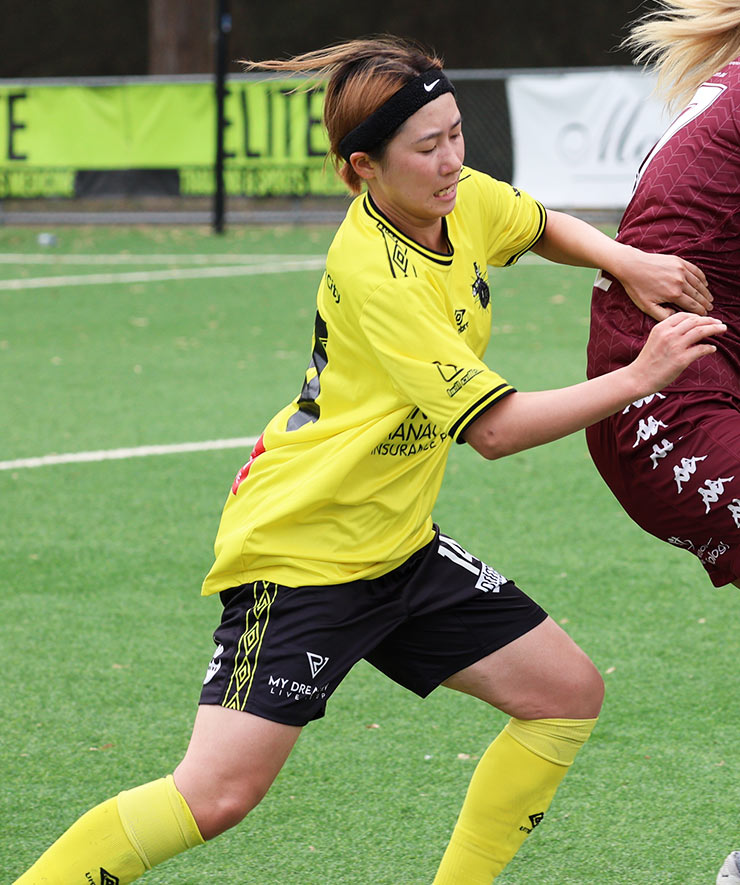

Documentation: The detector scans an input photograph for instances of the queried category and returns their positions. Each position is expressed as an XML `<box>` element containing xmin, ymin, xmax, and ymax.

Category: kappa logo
<box><xmin>306</xmin><ymin>652</ymin><xmax>329</xmax><ymax>678</ymax></box>
<box><xmin>100</xmin><ymin>870</ymin><xmax>120</xmax><ymax>885</ymax></box>
<box><xmin>698</xmin><ymin>476</ymin><xmax>735</xmax><ymax>513</ymax></box>
<box><xmin>424</xmin><ymin>79</ymin><xmax>441</xmax><ymax>92</ymax></box>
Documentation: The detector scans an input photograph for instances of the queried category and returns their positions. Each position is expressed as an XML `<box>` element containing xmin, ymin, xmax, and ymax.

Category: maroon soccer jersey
<box><xmin>587</xmin><ymin>57</ymin><xmax>740</xmax><ymax>393</ymax></box>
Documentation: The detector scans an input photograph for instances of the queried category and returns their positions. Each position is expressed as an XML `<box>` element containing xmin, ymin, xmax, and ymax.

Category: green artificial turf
<box><xmin>1</xmin><ymin>225</ymin><xmax>737</xmax><ymax>884</ymax></box>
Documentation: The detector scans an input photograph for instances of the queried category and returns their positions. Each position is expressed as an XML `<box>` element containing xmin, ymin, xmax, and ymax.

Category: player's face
<box><xmin>365</xmin><ymin>93</ymin><xmax>465</xmax><ymax>245</ymax></box>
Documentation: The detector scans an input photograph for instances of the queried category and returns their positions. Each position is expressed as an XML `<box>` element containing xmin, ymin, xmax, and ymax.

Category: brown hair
<box><xmin>240</xmin><ymin>35</ymin><xmax>443</xmax><ymax>194</ymax></box>
<box><xmin>625</xmin><ymin>0</ymin><xmax>740</xmax><ymax>112</ymax></box>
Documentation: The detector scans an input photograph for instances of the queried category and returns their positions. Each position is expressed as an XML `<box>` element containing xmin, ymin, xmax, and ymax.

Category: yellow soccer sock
<box><xmin>14</xmin><ymin>775</ymin><xmax>204</xmax><ymax>885</ymax></box>
<box><xmin>432</xmin><ymin>717</ymin><xmax>597</xmax><ymax>885</ymax></box>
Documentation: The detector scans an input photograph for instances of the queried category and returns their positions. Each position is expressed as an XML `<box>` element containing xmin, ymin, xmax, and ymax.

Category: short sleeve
<box><xmin>360</xmin><ymin>278</ymin><xmax>515</xmax><ymax>442</ymax></box>
<box><xmin>474</xmin><ymin>175</ymin><xmax>547</xmax><ymax>267</ymax></box>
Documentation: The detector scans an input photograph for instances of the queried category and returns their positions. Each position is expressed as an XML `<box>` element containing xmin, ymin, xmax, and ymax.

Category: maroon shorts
<box><xmin>586</xmin><ymin>389</ymin><xmax>740</xmax><ymax>586</ymax></box>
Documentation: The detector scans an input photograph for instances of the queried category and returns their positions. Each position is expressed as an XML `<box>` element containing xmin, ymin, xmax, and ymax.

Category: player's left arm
<box><xmin>531</xmin><ymin>209</ymin><xmax>712</xmax><ymax>321</ymax></box>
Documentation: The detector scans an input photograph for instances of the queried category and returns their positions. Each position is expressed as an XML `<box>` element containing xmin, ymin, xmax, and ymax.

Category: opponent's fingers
<box><xmin>682</xmin><ymin>261</ymin><xmax>713</xmax><ymax>305</ymax></box>
<box><xmin>661</xmin><ymin>314</ymin><xmax>726</xmax><ymax>349</ymax></box>
<box><xmin>671</xmin><ymin>290</ymin><xmax>709</xmax><ymax>315</ymax></box>
<box><xmin>681</xmin><ymin>317</ymin><xmax>727</xmax><ymax>344</ymax></box>
<box><xmin>645</xmin><ymin>302</ymin><xmax>676</xmax><ymax>322</ymax></box>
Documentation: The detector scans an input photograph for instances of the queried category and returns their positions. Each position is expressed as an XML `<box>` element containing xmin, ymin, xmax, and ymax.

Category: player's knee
<box><xmin>190</xmin><ymin>783</ymin><xmax>269</xmax><ymax>840</ymax></box>
<box><xmin>522</xmin><ymin>658</ymin><xmax>604</xmax><ymax>721</ymax></box>
<box><xmin>571</xmin><ymin>660</ymin><xmax>604</xmax><ymax>718</ymax></box>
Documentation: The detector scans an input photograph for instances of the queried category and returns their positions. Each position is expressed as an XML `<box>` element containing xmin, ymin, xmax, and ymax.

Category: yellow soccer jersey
<box><xmin>202</xmin><ymin>167</ymin><xmax>545</xmax><ymax>594</ymax></box>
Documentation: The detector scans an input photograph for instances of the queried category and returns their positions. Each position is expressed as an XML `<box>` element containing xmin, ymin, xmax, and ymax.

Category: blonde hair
<box><xmin>240</xmin><ymin>36</ymin><xmax>443</xmax><ymax>194</ymax></box>
<box><xmin>625</xmin><ymin>0</ymin><xmax>740</xmax><ymax>112</ymax></box>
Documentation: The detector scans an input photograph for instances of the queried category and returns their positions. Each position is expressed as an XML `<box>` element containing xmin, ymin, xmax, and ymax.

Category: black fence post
<box><xmin>213</xmin><ymin>0</ymin><xmax>231</xmax><ymax>234</ymax></box>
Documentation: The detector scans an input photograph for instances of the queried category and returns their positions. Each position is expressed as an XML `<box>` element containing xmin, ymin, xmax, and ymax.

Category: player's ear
<box><xmin>349</xmin><ymin>152</ymin><xmax>376</xmax><ymax>181</ymax></box>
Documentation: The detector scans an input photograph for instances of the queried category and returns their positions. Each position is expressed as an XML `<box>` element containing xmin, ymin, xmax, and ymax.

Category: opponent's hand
<box><xmin>618</xmin><ymin>247</ymin><xmax>713</xmax><ymax>321</ymax></box>
<box><xmin>629</xmin><ymin>312</ymin><xmax>726</xmax><ymax>392</ymax></box>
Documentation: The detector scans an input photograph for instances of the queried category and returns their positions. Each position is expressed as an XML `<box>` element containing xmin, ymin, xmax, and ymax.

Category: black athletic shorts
<box><xmin>198</xmin><ymin>526</ymin><xmax>547</xmax><ymax>726</ymax></box>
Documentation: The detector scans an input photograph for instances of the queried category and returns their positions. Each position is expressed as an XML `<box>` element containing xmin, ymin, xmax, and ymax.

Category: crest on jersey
<box><xmin>471</xmin><ymin>262</ymin><xmax>490</xmax><ymax>309</ymax></box>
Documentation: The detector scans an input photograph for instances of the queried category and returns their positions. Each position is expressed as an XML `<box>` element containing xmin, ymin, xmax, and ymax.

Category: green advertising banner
<box><xmin>0</xmin><ymin>78</ymin><xmax>346</xmax><ymax>198</ymax></box>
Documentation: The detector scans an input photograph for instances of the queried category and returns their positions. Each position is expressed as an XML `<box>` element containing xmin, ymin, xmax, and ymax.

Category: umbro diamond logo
<box><xmin>424</xmin><ymin>79</ymin><xmax>441</xmax><ymax>92</ymax></box>
<box><xmin>519</xmin><ymin>811</ymin><xmax>545</xmax><ymax>834</ymax></box>
<box><xmin>306</xmin><ymin>651</ymin><xmax>329</xmax><ymax>678</ymax></box>
<box><xmin>100</xmin><ymin>869</ymin><xmax>120</xmax><ymax>885</ymax></box>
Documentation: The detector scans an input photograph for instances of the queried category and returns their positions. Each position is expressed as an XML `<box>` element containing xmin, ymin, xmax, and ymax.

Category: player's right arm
<box><xmin>463</xmin><ymin>312</ymin><xmax>725</xmax><ymax>460</ymax></box>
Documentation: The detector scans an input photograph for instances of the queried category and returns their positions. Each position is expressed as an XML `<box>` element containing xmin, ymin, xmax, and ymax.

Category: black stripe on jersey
<box><xmin>449</xmin><ymin>384</ymin><xmax>516</xmax><ymax>442</ymax></box>
<box><xmin>286</xmin><ymin>312</ymin><xmax>328</xmax><ymax>431</ymax></box>
<box><xmin>504</xmin><ymin>200</ymin><xmax>547</xmax><ymax>267</ymax></box>
<box><xmin>363</xmin><ymin>195</ymin><xmax>455</xmax><ymax>266</ymax></box>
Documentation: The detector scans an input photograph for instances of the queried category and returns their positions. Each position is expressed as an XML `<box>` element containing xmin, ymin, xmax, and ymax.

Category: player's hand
<box><xmin>629</xmin><ymin>312</ymin><xmax>726</xmax><ymax>391</ymax></box>
<box><xmin>617</xmin><ymin>247</ymin><xmax>713</xmax><ymax>321</ymax></box>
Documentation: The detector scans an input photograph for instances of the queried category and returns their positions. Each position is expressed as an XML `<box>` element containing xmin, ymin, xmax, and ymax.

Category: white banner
<box><xmin>507</xmin><ymin>69</ymin><xmax>670</xmax><ymax>209</ymax></box>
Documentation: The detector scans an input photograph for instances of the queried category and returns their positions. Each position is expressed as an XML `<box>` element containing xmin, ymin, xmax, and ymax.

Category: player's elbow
<box><xmin>462</xmin><ymin>399</ymin><xmax>522</xmax><ymax>460</ymax></box>
<box><xmin>463</xmin><ymin>423</ymin><xmax>517</xmax><ymax>460</ymax></box>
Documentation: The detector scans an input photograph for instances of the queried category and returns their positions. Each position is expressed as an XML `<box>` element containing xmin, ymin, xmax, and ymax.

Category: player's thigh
<box><xmin>587</xmin><ymin>389</ymin><xmax>740</xmax><ymax>586</ymax></box>
<box><xmin>442</xmin><ymin>615</ymin><xmax>603</xmax><ymax>720</ymax></box>
<box><xmin>174</xmin><ymin>705</ymin><xmax>301</xmax><ymax>838</ymax></box>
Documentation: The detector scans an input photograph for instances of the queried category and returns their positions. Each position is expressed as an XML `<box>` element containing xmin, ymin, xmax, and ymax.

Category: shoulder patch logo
<box><xmin>471</xmin><ymin>262</ymin><xmax>490</xmax><ymax>309</ymax></box>
<box><xmin>100</xmin><ymin>870</ymin><xmax>120</xmax><ymax>885</ymax></box>
<box><xmin>434</xmin><ymin>362</ymin><xmax>464</xmax><ymax>383</ymax></box>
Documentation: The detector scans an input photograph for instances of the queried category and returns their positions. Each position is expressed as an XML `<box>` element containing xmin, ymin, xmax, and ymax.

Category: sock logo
<box><xmin>519</xmin><ymin>811</ymin><xmax>545</xmax><ymax>834</ymax></box>
<box><xmin>100</xmin><ymin>870</ymin><xmax>120</xmax><ymax>885</ymax></box>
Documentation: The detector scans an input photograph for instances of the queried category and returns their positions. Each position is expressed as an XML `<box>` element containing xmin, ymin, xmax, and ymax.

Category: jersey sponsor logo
<box><xmin>372</xmin><ymin>407</ymin><xmax>447</xmax><ymax>457</ymax></box>
<box><xmin>728</xmin><ymin>499</ymin><xmax>740</xmax><ymax>529</ymax></box>
<box><xmin>471</xmin><ymin>262</ymin><xmax>490</xmax><ymax>309</ymax></box>
<box><xmin>203</xmin><ymin>643</ymin><xmax>225</xmax><ymax>685</ymax></box>
<box><xmin>306</xmin><ymin>652</ymin><xmax>329</xmax><ymax>678</ymax></box>
<box><xmin>437</xmin><ymin>534</ymin><xmax>506</xmax><ymax>593</ymax></box>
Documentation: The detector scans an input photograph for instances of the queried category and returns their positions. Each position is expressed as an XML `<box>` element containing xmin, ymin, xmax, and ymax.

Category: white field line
<box><xmin>0</xmin><ymin>257</ymin><xmax>326</xmax><ymax>291</ymax></box>
<box><xmin>0</xmin><ymin>253</ymin><xmax>323</xmax><ymax>264</ymax></box>
<box><xmin>0</xmin><ymin>437</ymin><xmax>259</xmax><ymax>471</ymax></box>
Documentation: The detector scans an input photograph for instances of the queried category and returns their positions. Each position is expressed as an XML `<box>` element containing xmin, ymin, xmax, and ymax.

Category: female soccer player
<box><xmin>14</xmin><ymin>36</ymin><xmax>724</xmax><ymax>885</ymax></box>
<box><xmin>582</xmin><ymin>3</ymin><xmax>740</xmax><ymax>881</ymax></box>
<box><xmin>587</xmin><ymin>0</ymin><xmax>740</xmax><ymax>591</ymax></box>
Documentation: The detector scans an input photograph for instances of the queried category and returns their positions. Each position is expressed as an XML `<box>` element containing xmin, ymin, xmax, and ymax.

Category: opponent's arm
<box><xmin>531</xmin><ymin>209</ymin><xmax>712</xmax><ymax>320</ymax></box>
<box><xmin>464</xmin><ymin>312</ymin><xmax>725</xmax><ymax>460</ymax></box>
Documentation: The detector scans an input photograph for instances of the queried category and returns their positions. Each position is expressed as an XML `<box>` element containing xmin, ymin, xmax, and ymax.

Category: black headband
<box><xmin>338</xmin><ymin>69</ymin><xmax>456</xmax><ymax>162</ymax></box>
